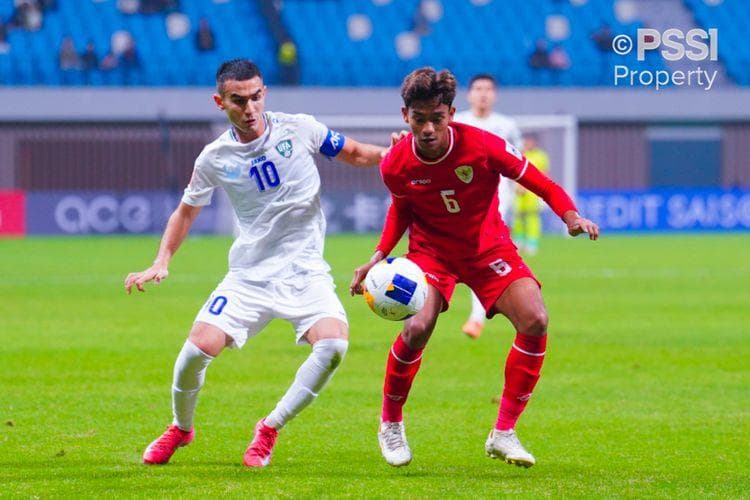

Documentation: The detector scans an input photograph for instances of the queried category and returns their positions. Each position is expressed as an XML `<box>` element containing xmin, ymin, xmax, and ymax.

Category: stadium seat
<box><xmin>684</xmin><ymin>0</ymin><xmax>748</xmax><ymax>85</ymax></box>
<box><xmin>0</xmin><ymin>0</ymin><xmax>744</xmax><ymax>87</ymax></box>
<box><xmin>0</xmin><ymin>0</ymin><xmax>278</xmax><ymax>86</ymax></box>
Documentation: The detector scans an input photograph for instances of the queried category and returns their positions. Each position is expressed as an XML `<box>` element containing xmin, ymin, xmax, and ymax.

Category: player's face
<box><xmin>403</xmin><ymin>100</ymin><xmax>455</xmax><ymax>160</ymax></box>
<box><xmin>467</xmin><ymin>79</ymin><xmax>497</xmax><ymax>114</ymax></box>
<box><xmin>213</xmin><ymin>77</ymin><xmax>266</xmax><ymax>141</ymax></box>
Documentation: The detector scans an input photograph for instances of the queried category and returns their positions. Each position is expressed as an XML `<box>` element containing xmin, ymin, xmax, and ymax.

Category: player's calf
<box><xmin>245</xmin><ymin>338</ymin><xmax>348</xmax><ymax>468</ymax></box>
<box><xmin>264</xmin><ymin>338</ymin><xmax>348</xmax><ymax>429</ymax></box>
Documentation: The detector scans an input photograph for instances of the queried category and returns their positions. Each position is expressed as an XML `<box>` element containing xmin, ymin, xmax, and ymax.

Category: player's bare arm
<box><xmin>124</xmin><ymin>202</ymin><xmax>202</xmax><ymax>294</ymax></box>
<box><xmin>336</xmin><ymin>138</ymin><xmax>387</xmax><ymax>167</ymax></box>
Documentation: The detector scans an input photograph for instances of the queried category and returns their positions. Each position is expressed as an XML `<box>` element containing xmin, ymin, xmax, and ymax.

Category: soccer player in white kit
<box><xmin>453</xmin><ymin>74</ymin><xmax>523</xmax><ymax>340</ymax></box>
<box><xmin>124</xmin><ymin>59</ymin><xmax>387</xmax><ymax>467</ymax></box>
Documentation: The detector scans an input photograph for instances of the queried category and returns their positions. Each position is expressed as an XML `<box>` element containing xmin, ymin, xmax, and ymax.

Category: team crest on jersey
<box><xmin>454</xmin><ymin>165</ymin><xmax>474</xmax><ymax>184</ymax></box>
<box><xmin>275</xmin><ymin>139</ymin><xmax>293</xmax><ymax>158</ymax></box>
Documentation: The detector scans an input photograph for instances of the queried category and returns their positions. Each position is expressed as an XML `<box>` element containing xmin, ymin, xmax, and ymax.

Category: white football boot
<box><xmin>485</xmin><ymin>428</ymin><xmax>536</xmax><ymax>468</ymax></box>
<box><xmin>378</xmin><ymin>421</ymin><xmax>412</xmax><ymax>467</ymax></box>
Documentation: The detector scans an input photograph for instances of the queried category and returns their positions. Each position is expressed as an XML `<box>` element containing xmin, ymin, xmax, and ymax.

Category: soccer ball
<box><xmin>363</xmin><ymin>257</ymin><xmax>428</xmax><ymax>321</ymax></box>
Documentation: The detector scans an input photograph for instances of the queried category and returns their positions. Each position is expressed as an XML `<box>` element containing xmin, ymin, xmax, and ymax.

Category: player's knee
<box><xmin>312</xmin><ymin>338</ymin><xmax>349</xmax><ymax>370</ymax></box>
<box><xmin>402</xmin><ymin>318</ymin><xmax>435</xmax><ymax>348</ymax></box>
<box><xmin>521</xmin><ymin>309</ymin><xmax>549</xmax><ymax>335</ymax></box>
<box><xmin>188</xmin><ymin>322</ymin><xmax>231</xmax><ymax>357</ymax></box>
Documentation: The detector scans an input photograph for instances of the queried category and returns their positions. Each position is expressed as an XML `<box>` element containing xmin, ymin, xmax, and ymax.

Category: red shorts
<box><xmin>407</xmin><ymin>245</ymin><xmax>540</xmax><ymax>318</ymax></box>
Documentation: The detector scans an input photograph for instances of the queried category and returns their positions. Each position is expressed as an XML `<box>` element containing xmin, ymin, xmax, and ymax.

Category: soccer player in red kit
<box><xmin>350</xmin><ymin>68</ymin><xmax>599</xmax><ymax>468</ymax></box>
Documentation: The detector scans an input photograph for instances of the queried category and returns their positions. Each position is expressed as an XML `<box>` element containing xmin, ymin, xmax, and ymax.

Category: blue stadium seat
<box><xmin>0</xmin><ymin>0</ymin><xmax>278</xmax><ymax>87</ymax></box>
<box><xmin>0</xmin><ymin>0</ymin><xmax>743</xmax><ymax>87</ymax></box>
<box><xmin>684</xmin><ymin>0</ymin><xmax>748</xmax><ymax>85</ymax></box>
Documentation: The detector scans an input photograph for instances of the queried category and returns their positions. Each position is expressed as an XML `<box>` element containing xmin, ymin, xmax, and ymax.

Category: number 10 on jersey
<box><xmin>249</xmin><ymin>161</ymin><xmax>280</xmax><ymax>192</ymax></box>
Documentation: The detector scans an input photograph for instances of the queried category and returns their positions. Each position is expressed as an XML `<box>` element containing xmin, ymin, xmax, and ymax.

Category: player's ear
<box><xmin>401</xmin><ymin>106</ymin><xmax>409</xmax><ymax>124</ymax></box>
<box><xmin>449</xmin><ymin>106</ymin><xmax>456</xmax><ymax>120</ymax></box>
<box><xmin>213</xmin><ymin>93</ymin><xmax>225</xmax><ymax>110</ymax></box>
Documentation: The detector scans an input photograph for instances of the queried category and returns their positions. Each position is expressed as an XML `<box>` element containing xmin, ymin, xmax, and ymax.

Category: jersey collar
<box><xmin>412</xmin><ymin>126</ymin><xmax>455</xmax><ymax>165</ymax></box>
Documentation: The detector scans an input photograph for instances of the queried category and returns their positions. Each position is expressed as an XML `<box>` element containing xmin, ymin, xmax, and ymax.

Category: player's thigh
<box><xmin>276</xmin><ymin>274</ymin><xmax>349</xmax><ymax>345</ymax></box>
<box><xmin>490</xmin><ymin>277</ymin><xmax>548</xmax><ymax>335</ymax></box>
<box><xmin>304</xmin><ymin>317</ymin><xmax>348</xmax><ymax>344</ymax></box>
<box><xmin>464</xmin><ymin>247</ymin><xmax>539</xmax><ymax>318</ymax></box>
<box><xmin>193</xmin><ymin>274</ymin><xmax>273</xmax><ymax>350</ymax></box>
<box><xmin>406</xmin><ymin>251</ymin><xmax>458</xmax><ymax>313</ymax></box>
<box><xmin>402</xmin><ymin>284</ymin><xmax>444</xmax><ymax>349</ymax></box>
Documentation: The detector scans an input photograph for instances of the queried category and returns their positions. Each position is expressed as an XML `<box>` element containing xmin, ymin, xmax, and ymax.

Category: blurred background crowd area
<box><xmin>0</xmin><ymin>0</ymin><xmax>748</xmax><ymax>238</ymax></box>
<box><xmin>0</xmin><ymin>0</ymin><xmax>747</xmax><ymax>87</ymax></box>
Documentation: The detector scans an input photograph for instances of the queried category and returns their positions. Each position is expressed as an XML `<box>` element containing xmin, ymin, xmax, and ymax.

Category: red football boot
<box><xmin>243</xmin><ymin>419</ymin><xmax>279</xmax><ymax>468</ymax></box>
<box><xmin>142</xmin><ymin>425</ymin><xmax>194</xmax><ymax>465</ymax></box>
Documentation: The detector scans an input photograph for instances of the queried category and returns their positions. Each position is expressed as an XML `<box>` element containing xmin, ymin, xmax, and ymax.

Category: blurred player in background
<box><xmin>513</xmin><ymin>133</ymin><xmax>550</xmax><ymax>255</ymax></box>
<box><xmin>454</xmin><ymin>74</ymin><xmax>522</xmax><ymax>340</ymax></box>
<box><xmin>350</xmin><ymin>68</ymin><xmax>599</xmax><ymax>468</ymax></box>
<box><xmin>125</xmin><ymin>59</ymin><xmax>387</xmax><ymax>468</ymax></box>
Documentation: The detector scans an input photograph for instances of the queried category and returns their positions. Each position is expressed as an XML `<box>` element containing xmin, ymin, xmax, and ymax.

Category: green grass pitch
<box><xmin>1</xmin><ymin>234</ymin><xmax>748</xmax><ymax>497</ymax></box>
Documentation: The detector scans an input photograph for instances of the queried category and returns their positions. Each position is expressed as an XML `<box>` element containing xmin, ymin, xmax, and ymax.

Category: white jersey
<box><xmin>453</xmin><ymin>111</ymin><xmax>522</xmax><ymax>218</ymax></box>
<box><xmin>453</xmin><ymin>111</ymin><xmax>522</xmax><ymax>149</ymax></box>
<box><xmin>182</xmin><ymin>111</ymin><xmax>345</xmax><ymax>282</ymax></box>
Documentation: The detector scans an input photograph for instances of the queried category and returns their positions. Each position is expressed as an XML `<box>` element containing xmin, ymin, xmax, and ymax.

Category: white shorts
<box><xmin>194</xmin><ymin>271</ymin><xmax>348</xmax><ymax>348</ymax></box>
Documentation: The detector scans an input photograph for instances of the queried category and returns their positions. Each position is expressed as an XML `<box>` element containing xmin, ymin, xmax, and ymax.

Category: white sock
<box><xmin>171</xmin><ymin>340</ymin><xmax>213</xmax><ymax>431</ymax></box>
<box><xmin>469</xmin><ymin>291</ymin><xmax>487</xmax><ymax>324</ymax></box>
<box><xmin>264</xmin><ymin>338</ymin><xmax>348</xmax><ymax>430</ymax></box>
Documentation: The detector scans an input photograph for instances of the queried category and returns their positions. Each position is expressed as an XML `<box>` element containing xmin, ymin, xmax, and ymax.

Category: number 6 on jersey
<box><xmin>440</xmin><ymin>189</ymin><xmax>461</xmax><ymax>213</ymax></box>
<box><xmin>489</xmin><ymin>258</ymin><xmax>512</xmax><ymax>277</ymax></box>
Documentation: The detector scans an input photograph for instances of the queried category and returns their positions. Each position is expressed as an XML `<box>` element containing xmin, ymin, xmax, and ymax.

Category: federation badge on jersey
<box><xmin>275</xmin><ymin>139</ymin><xmax>293</xmax><ymax>158</ymax></box>
<box><xmin>505</xmin><ymin>141</ymin><xmax>523</xmax><ymax>160</ymax></box>
<box><xmin>454</xmin><ymin>165</ymin><xmax>474</xmax><ymax>184</ymax></box>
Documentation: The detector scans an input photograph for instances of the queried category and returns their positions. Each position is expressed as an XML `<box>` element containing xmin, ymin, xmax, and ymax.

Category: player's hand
<box><xmin>350</xmin><ymin>262</ymin><xmax>376</xmax><ymax>295</ymax></box>
<box><xmin>124</xmin><ymin>264</ymin><xmax>169</xmax><ymax>294</ymax></box>
<box><xmin>350</xmin><ymin>251</ymin><xmax>386</xmax><ymax>295</ymax></box>
<box><xmin>567</xmin><ymin>216</ymin><xmax>600</xmax><ymax>240</ymax></box>
<box><xmin>390</xmin><ymin>130</ymin><xmax>409</xmax><ymax>146</ymax></box>
<box><xmin>381</xmin><ymin>130</ymin><xmax>409</xmax><ymax>158</ymax></box>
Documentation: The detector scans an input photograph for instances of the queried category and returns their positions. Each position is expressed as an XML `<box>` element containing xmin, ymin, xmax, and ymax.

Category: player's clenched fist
<box><xmin>124</xmin><ymin>265</ymin><xmax>169</xmax><ymax>294</ymax></box>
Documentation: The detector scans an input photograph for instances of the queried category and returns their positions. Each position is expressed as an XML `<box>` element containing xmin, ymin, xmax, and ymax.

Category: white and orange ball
<box><xmin>363</xmin><ymin>257</ymin><xmax>428</xmax><ymax>321</ymax></box>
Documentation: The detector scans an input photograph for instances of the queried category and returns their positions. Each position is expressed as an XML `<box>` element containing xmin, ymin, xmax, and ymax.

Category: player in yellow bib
<box><xmin>513</xmin><ymin>134</ymin><xmax>550</xmax><ymax>255</ymax></box>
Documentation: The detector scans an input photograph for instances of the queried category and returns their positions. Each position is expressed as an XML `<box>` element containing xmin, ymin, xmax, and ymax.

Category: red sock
<box><xmin>495</xmin><ymin>332</ymin><xmax>547</xmax><ymax>431</ymax></box>
<box><xmin>381</xmin><ymin>334</ymin><xmax>423</xmax><ymax>423</ymax></box>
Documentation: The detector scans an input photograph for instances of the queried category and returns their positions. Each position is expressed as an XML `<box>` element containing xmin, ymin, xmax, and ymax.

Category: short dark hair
<box><xmin>401</xmin><ymin>67</ymin><xmax>457</xmax><ymax>109</ymax></box>
<box><xmin>216</xmin><ymin>59</ymin><xmax>262</xmax><ymax>93</ymax></box>
<box><xmin>468</xmin><ymin>73</ymin><xmax>497</xmax><ymax>89</ymax></box>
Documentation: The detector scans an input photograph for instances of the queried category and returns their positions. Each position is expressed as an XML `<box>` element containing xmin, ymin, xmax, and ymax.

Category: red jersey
<box><xmin>377</xmin><ymin>122</ymin><xmax>577</xmax><ymax>260</ymax></box>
